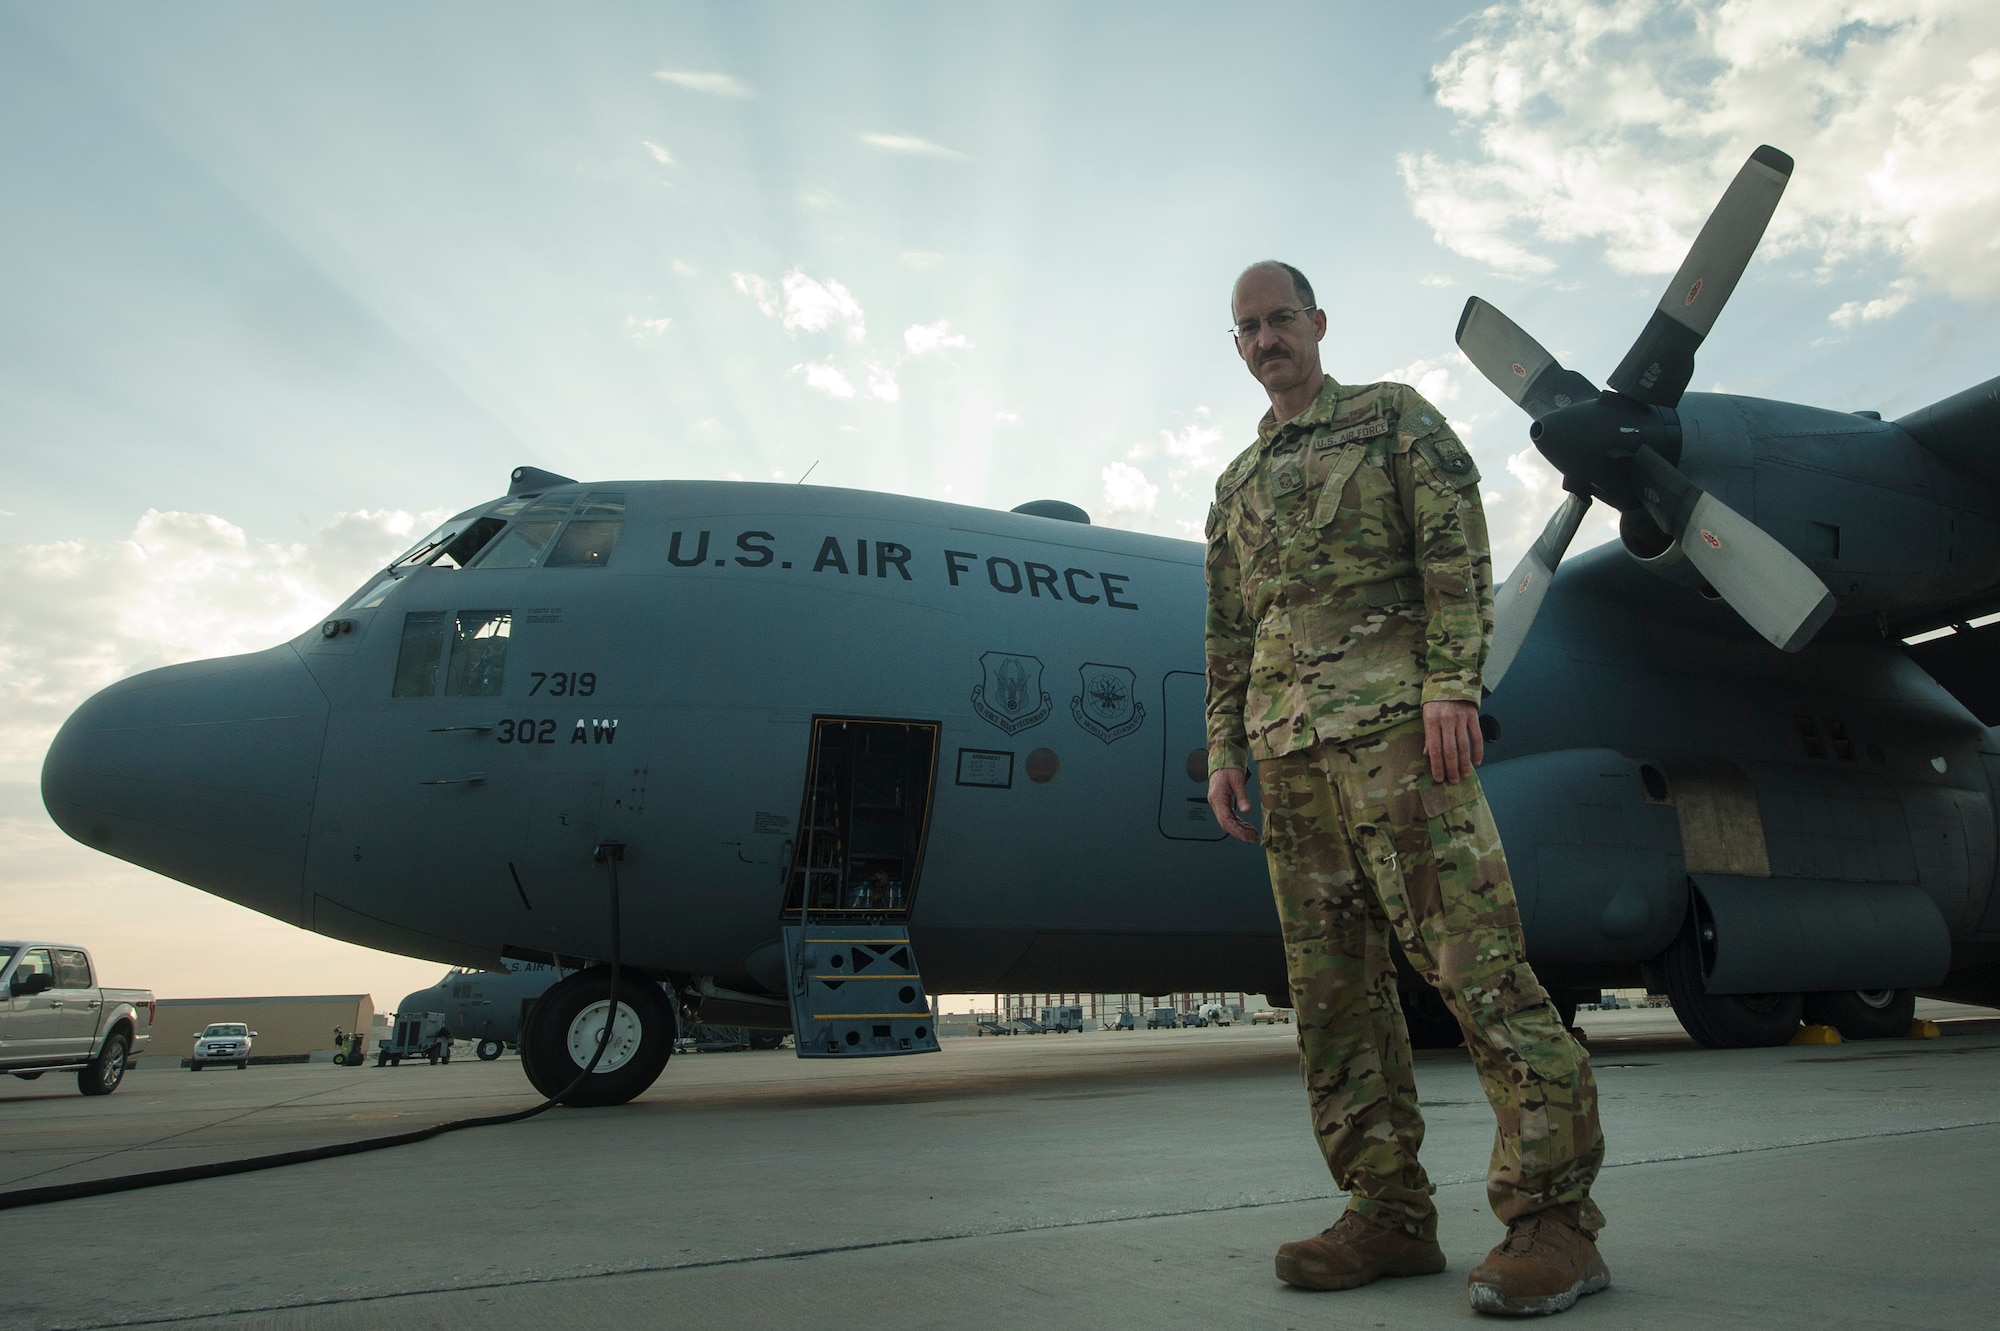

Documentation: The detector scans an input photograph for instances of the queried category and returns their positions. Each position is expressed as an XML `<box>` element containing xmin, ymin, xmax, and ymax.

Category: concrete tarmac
<box><xmin>3</xmin><ymin>1003</ymin><xmax>1998</xmax><ymax>1330</ymax></box>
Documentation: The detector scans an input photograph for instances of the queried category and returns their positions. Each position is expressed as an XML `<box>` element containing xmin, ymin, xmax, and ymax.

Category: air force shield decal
<box><xmin>972</xmin><ymin>651</ymin><xmax>1054</xmax><ymax>736</ymax></box>
<box><xmin>1071</xmin><ymin>663</ymin><xmax>1145</xmax><ymax>744</ymax></box>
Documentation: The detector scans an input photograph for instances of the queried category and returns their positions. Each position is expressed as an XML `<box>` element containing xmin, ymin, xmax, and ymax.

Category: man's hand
<box><xmin>1208</xmin><ymin>768</ymin><xmax>1259</xmax><ymax>843</ymax></box>
<box><xmin>1423</xmin><ymin>699</ymin><xmax>1485</xmax><ymax>785</ymax></box>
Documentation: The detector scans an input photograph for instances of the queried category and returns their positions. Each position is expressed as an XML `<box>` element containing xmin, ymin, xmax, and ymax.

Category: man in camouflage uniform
<box><xmin>1205</xmin><ymin>261</ymin><xmax>1608</xmax><ymax>1317</ymax></box>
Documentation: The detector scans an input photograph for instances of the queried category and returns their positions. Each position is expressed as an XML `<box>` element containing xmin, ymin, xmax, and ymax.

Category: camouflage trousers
<box><xmin>1258</xmin><ymin>718</ymin><xmax>1605</xmax><ymax>1239</ymax></box>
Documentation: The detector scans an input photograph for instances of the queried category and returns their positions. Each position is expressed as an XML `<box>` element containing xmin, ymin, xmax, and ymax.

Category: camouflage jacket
<box><xmin>1204</xmin><ymin>375</ymin><xmax>1492</xmax><ymax>772</ymax></box>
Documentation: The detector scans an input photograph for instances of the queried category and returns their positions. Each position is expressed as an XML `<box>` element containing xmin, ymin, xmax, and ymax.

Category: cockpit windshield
<box><xmin>343</xmin><ymin>487</ymin><xmax>626</xmax><ymax>611</ymax></box>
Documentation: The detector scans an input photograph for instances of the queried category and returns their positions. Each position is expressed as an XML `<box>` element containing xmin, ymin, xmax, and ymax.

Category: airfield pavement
<box><xmin>2</xmin><ymin>1001</ymin><xmax>1997</xmax><ymax>1330</ymax></box>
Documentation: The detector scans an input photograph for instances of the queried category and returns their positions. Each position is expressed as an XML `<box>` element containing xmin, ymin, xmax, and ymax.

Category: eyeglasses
<box><xmin>1230</xmin><ymin>306</ymin><xmax>1317</xmax><ymax>340</ymax></box>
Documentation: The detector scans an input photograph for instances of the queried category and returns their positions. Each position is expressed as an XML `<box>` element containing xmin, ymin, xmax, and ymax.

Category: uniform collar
<box><xmin>1254</xmin><ymin>374</ymin><xmax>1345</xmax><ymax>451</ymax></box>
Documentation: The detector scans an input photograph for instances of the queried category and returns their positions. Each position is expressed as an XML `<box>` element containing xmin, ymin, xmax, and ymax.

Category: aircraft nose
<box><xmin>41</xmin><ymin>645</ymin><xmax>329</xmax><ymax>925</ymax></box>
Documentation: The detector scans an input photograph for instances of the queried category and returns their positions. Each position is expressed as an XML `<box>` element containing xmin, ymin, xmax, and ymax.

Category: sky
<box><xmin>3</xmin><ymin>0</ymin><xmax>1999</xmax><ymax>1008</ymax></box>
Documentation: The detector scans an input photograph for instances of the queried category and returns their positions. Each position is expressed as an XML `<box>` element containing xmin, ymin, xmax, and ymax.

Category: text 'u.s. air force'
<box><xmin>663</xmin><ymin>530</ymin><xmax>1140</xmax><ymax>610</ymax></box>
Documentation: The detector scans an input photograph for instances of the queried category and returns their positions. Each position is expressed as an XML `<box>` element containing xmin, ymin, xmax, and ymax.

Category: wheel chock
<box><xmin>1906</xmin><ymin>1019</ymin><xmax>1942</xmax><ymax>1039</ymax></box>
<box><xmin>1790</xmin><ymin>1024</ymin><xmax>1842</xmax><ymax>1045</ymax></box>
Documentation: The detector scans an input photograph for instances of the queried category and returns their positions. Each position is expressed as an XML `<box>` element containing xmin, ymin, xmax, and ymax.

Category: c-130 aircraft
<box><xmin>41</xmin><ymin>147</ymin><xmax>2000</xmax><ymax>1106</ymax></box>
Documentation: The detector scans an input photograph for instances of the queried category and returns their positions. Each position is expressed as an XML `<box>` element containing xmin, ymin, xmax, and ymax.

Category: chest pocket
<box><xmin>1309</xmin><ymin>447</ymin><xmax>1390</xmax><ymax>527</ymax></box>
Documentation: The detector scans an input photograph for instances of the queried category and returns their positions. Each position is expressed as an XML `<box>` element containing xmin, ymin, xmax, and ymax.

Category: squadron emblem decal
<box><xmin>971</xmin><ymin>651</ymin><xmax>1054</xmax><ymax>735</ymax></box>
<box><xmin>1070</xmin><ymin>663</ymin><xmax>1145</xmax><ymax>744</ymax></box>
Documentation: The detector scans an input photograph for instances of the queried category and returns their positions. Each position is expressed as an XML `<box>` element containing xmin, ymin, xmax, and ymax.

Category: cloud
<box><xmin>624</xmin><ymin>315</ymin><xmax>673</xmax><ymax>340</ymax></box>
<box><xmin>1375</xmin><ymin>356</ymin><xmax>1463</xmax><ymax>406</ymax></box>
<box><xmin>901</xmin><ymin>250</ymin><xmax>946</xmax><ymax>269</ymax></box>
<box><xmin>994</xmin><ymin>410</ymin><xmax>1020</xmax><ymax>424</ymax></box>
<box><xmin>0</xmin><ymin>508</ymin><xmax>441</xmax><ymax>783</ymax></box>
<box><xmin>1830</xmin><ymin>277</ymin><xmax>1916</xmax><ymax>327</ymax></box>
<box><xmin>641</xmin><ymin>140</ymin><xmax>675</xmax><ymax>167</ymax></box>
<box><xmin>859</xmin><ymin>132</ymin><xmax>968</xmax><ymax>160</ymax></box>
<box><xmin>903</xmin><ymin>320</ymin><xmax>973</xmax><ymax>356</ymax></box>
<box><xmin>1400</xmin><ymin>0</ymin><xmax>2000</xmax><ymax>301</ymax></box>
<box><xmin>866</xmin><ymin>362</ymin><xmax>900</xmax><ymax>402</ymax></box>
<box><xmin>652</xmin><ymin>69</ymin><xmax>755</xmax><ymax>97</ymax></box>
<box><xmin>1419</xmin><ymin>273</ymin><xmax>1455</xmax><ymax>288</ymax></box>
<box><xmin>797</xmin><ymin>186</ymin><xmax>839</xmax><ymax>211</ymax></box>
<box><xmin>1101</xmin><ymin>461</ymin><xmax>1160</xmax><ymax>517</ymax></box>
<box><xmin>733</xmin><ymin>268</ymin><xmax>867</xmax><ymax>342</ymax></box>
<box><xmin>792</xmin><ymin>359</ymin><xmax>856</xmax><ymax>399</ymax></box>
<box><xmin>671</xmin><ymin>259</ymin><xmax>698</xmax><ymax>276</ymax></box>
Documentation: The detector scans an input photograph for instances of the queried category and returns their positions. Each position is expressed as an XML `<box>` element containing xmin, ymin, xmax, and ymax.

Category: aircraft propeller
<box><xmin>1458</xmin><ymin>145</ymin><xmax>1836</xmax><ymax>690</ymax></box>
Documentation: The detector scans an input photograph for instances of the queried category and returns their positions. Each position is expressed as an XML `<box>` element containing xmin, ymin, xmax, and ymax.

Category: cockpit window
<box><xmin>575</xmin><ymin>492</ymin><xmax>625</xmax><ymax>517</ymax></box>
<box><xmin>544</xmin><ymin>520</ymin><xmax>622</xmax><ymax>568</ymax></box>
<box><xmin>392</xmin><ymin>611</ymin><xmax>448</xmax><ymax>697</ymax></box>
<box><xmin>444</xmin><ymin>611</ymin><xmax>512</xmax><ymax>696</ymax></box>
<box><xmin>522</xmin><ymin>491</ymin><xmax>580</xmax><ymax>517</ymax></box>
<box><xmin>472</xmin><ymin>521</ymin><xmax>561</xmax><ymax>570</ymax></box>
<box><xmin>434</xmin><ymin>516</ymin><xmax>507</xmax><ymax>570</ymax></box>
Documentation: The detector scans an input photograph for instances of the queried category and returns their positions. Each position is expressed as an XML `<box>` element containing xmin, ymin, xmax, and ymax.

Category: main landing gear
<box><xmin>518</xmin><ymin>965</ymin><xmax>676</xmax><ymax>1107</ymax></box>
<box><xmin>1659</xmin><ymin>916</ymin><xmax>1918</xmax><ymax>1046</ymax></box>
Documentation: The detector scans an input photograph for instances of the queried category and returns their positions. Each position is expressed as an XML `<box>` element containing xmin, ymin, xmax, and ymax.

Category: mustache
<box><xmin>1256</xmin><ymin>348</ymin><xmax>1292</xmax><ymax>365</ymax></box>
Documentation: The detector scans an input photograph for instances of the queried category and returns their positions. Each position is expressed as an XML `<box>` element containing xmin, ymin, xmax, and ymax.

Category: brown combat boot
<box><xmin>1275</xmin><ymin>1209</ymin><xmax>1447</xmax><ymax>1291</ymax></box>
<box><xmin>1467</xmin><ymin>1209</ymin><xmax>1610</xmax><ymax>1316</ymax></box>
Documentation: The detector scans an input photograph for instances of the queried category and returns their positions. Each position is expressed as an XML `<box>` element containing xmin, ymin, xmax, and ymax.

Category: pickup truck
<box><xmin>0</xmin><ymin>942</ymin><xmax>154</xmax><ymax>1095</ymax></box>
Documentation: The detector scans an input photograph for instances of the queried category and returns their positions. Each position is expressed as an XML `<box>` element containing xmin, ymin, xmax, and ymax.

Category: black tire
<box><xmin>1805</xmin><ymin>988</ymin><xmax>1915</xmax><ymax>1041</ymax></box>
<box><xmin>190</xmin><ymin>1061</ymin><xmax>204</xmax><ymax>1072</ymax></box>
<box><xmin>747</xmin><ymin>1032</ymin><xmax>787</xmax><ymax>1051</ymax></box>
<box><xmin>238</xmin><ymin>1060</ymin><xmax>250</xmax><ymax>1071</ymax></box>
<box><xmin>476</xmin><ymin>1038</ymin><xmax>504</xmax><ymax>1061</ymax></box>
<box><xmin>1398</xmin><ymin>984</ymin><xmax>1464</xmax><ymax>1050</ymax></box>
<box><xmin>375</xmin><ymin>1051</ymin><xmax>388</xmax><ymax>1067</ymax></box>
<box><xmin>79</xmin><ymin>1031</ymin><xmax>130</xmax><ymax>1096</ymax></box>
<box><xmin>1661</xmin><ymin>917</ymin><xmax>1802</xmax><ymax>1048</ymax></box>
<box><xmin>519</xmin><ymin>966</ymin><xmax>674</xmax><ymax>1107</ymax></box>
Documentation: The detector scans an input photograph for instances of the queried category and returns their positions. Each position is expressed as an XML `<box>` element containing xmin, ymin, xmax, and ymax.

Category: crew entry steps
<box><xmin>781</xmin><ymin>924</ymin><xmax>940</xmax><ymax>1059</ymax></box>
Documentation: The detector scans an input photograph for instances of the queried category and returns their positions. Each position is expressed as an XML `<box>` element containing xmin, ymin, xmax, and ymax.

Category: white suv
<box><xmin>190</xmin><ymin>1023</ymin><xmax>255</xmax><ymax>1071</ymax></box>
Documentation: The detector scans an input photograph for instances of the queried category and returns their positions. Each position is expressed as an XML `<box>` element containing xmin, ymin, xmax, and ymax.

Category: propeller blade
<box><xmin>1630</xmin><ymin>447</ymin><xmax>1835</xmax><ymax>651</ymax></box>
<box><xmin>1607</xmin><ymin>145</ymin><xmax>1794</xmax><ymax>407</ymax></box>
<box><xmin>1486</xmin><ymin>490</ymin><xmax>1593</xmax><ymax>692</ymax></box>
<box><xmin>1455</xmin><ymin>298</ymin><xmax>1600</xmax><ymax>420</ymax></box>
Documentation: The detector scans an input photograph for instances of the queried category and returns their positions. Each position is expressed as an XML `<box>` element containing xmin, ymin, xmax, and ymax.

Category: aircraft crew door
<box><xmin>780</xmin><ymin>718</ymin><xmax>942</xmax><ymax>1058</ymax></box>
<box><xmin>1159</xmin><ymin>670</ymin><xmax>1256</xmax><ymax>840</ymax></box>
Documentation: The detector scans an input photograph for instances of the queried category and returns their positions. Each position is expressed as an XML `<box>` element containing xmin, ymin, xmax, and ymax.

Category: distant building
<box><xmin>150</xmin><ymin>995</ymin><xmax>373</xmax><ymax>1063</ymax></box>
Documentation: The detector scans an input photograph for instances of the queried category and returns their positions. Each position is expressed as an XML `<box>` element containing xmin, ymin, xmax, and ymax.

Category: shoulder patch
<box><xmin>1415</xmin><ymin>432</ymin><xmax>1481</xmax><ymax>488</ymax></box>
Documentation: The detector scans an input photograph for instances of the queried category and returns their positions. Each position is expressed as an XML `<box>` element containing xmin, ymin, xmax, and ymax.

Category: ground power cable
<box><xmin>0</xmin><ymin>841</ymin><xmax>632</xmax><ymax>1213</ymax></box>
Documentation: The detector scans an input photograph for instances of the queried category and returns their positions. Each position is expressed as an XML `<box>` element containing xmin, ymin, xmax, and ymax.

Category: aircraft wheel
<box><xmin>1804</xmin><ymin>988</ymin><xmax>1915</xmax><ymax>1041</ymax></box>
<box><xmin>519</xmin><ymin>965</ymin><xmax>675</xmax><ymax>1107</ymax></box>
<box><xmin>1398</xmin><ymin>983</ymin><xmax>1464</xmax><ymax>1050</ymax></box>
<box><xmin>1661</xmin><ymin>919</ymin><xmax>1802</xmax><ymax>1048</ymax></box>
<box><xmin>476</xmin><ymin>1038</ymin><xmax>504</xmax><ymax>1061</ymax></box>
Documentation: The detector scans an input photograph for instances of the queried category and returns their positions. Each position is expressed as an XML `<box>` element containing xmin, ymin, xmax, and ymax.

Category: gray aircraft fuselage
<box><xmin>39</xmin><ymin>387</ymin><xmax>2000</xmax><ymax>1012</ymax></box>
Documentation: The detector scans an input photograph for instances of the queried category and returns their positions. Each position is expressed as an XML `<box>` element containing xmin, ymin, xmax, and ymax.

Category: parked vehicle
<box><xmin>1197</xmin><ymin>1002</ymin><xmax>1237</xmax><ymax>1027</ymax></box>
<box><xmin>1251</xmin><ymin>1008</ymin><xmax>1293</xmax><ymax>1025</ymax></box>
<box><xmin>1106</xmin><ymin>1010</ymin><xmax>1136</xmax><ymax>1030</ymax></box>
<box><xmin>1146</xmin><ymin>1007</ymin><xmax>1179</xmax><ymax>1029</ymax></box>
<box><xmin>331</xmin><ymin>1027</ymin><xmax>368</xmax><ymax>1066</ymax></box>
<box><xmin>0</xmin><ymin>941</ymin><xmax>153</xmax><ymax>1095</ymax></box>
<box><xmin>190</xmin><ymin>1023</ymin><xmax>255</xmax><ymax>1071</ymax></box>
<box><xmin>376</xmin><ymin>1011</ymin><xmax>452</xmax><ymax>1066</ymax></box>
<box><xmin>1039</xmin><ymin>1004</ymin><xmax>1084</xmax><ymax>1033</ymax></box>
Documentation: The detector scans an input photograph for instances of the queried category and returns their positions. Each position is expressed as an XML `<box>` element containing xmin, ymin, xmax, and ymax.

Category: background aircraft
<box><xmin>40</xmin><ymin>149</ymin><xmax>2000</xmax><ymax>1105</ymax></box>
